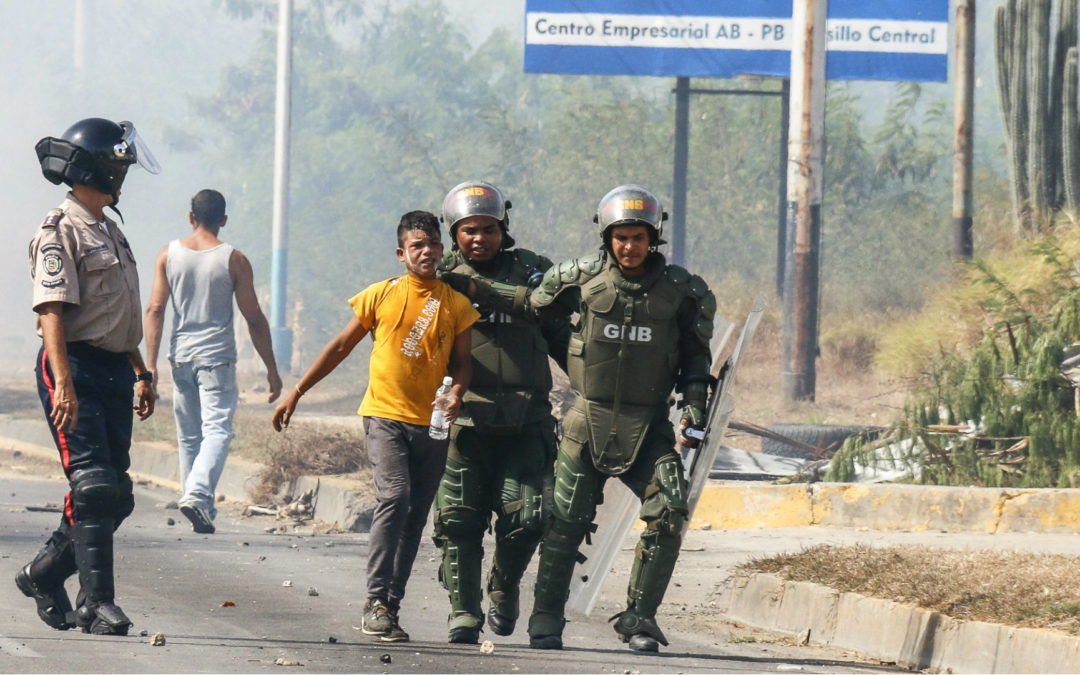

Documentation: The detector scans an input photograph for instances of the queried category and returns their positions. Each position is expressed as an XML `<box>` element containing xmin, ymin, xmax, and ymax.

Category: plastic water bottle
<box><xmin>429</xmin><ymin>376</ymin><xmax>454</xmax><ymax>440</ymax></box>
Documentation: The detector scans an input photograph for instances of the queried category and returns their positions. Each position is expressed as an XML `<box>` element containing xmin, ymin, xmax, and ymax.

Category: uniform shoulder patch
<box><xmin>40</xmin><ymin>209</ymin><xmax>63</xmax><ymax>228</ymax></box>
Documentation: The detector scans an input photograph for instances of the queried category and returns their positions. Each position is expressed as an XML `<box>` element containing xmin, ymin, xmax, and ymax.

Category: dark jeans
<box><xmin>363</xmin><ymin>416</ymin><xmax>449</xmax><ymax>607</ymax></box>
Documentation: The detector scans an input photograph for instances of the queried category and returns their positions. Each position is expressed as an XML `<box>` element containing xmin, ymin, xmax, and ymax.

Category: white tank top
<box><xmin>166</xmin><ymin>240</ymin><xmax>237</xmax><ymax>365</ymax></box>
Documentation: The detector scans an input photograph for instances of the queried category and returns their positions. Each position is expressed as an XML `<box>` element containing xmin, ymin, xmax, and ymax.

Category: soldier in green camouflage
<box><xmin>432</xmin><ymin>181</ymin><xmax>570</xmax><ymax>644</ymax></box>
<box><xmin>526</xmin><ymin>185</ymin><xmax>716</xmax><ymax>653</ymax></box>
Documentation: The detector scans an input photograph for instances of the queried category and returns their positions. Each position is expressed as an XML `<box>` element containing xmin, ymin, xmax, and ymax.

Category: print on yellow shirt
<box><xmin>349</xmin><ymin>276</ymin><xmax>479</xmax><ymax>425</ymax></box>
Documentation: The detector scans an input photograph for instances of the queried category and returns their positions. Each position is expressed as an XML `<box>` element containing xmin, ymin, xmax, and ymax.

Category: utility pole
<box><xmin>671</xmin><ymin>77</ymin><xmax>691</xmax><ymax>267</ymax></box>
<box><xmin>270</xmin><ymin>0</ymin><xmax>294</xmax><ymax>372</ymax></box>
<box><xmin>782</xmin><ymin>0</ymin><xmax>826</xmax><ymax>402</ymax></box>
<box><xmin>953</xmin><ymin>0</ymin><xmax>975</xmax><ymax>260</ymax></box>
<box><xmin>776</xmin><ymin>79</ymin><xmax>790</xmax><ymax>297</ymax></box>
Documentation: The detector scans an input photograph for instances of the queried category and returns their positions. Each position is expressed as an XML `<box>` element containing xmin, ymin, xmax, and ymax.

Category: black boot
<box><xmin>15</xmin><ymin>527</ymin><xmax>77</xmax><ymax>630</ymax></box>
<box><xmin>71</xmin><ymin>517</ymin><xmax>131</xmax><ymax>636</ymax></box>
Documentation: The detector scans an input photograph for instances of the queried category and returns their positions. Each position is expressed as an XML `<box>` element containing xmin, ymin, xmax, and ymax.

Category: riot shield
<box><xmin>565</xmin><ymin>299</ymin><xmax>764</xmax><ymax>616</ymax></box>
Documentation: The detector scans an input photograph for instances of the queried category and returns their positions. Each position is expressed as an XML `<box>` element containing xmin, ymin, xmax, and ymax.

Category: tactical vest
<box><xmin>565</xmin><ymin>257</ymin><xmax>693</xmax><ymax>474</ymax></box>
<box><xmin>441</xmin><ymin>249</ymin><xmax>553</xmax><ymax>433</ymax></box>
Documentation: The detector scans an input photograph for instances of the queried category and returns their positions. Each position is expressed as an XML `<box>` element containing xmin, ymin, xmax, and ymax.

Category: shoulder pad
<box><xmin>514</xmin><ymin>248</ymin><xmax>541</xmax><ymax>271</ymax></box>
<box><xmin>688</xmin><ymin>274</ymin><xmax>710</xmax><ymax>299</ymax></box>
<box><xmin>666</xmin><ymin>265</ymin><xmax>691</xmax><ymax>285</ymax></box>
<box><xmin>558</xmin><ymin>259</ymin><xmax>579</xmax><ymax>284</ymax></box>
<box><xmin>41</xmin><ymin>209</ymin><xmax>63</xmax><ymax>229</ymax></box>
<box><xmin>578</xmin><ymin>252</ymin><xmax>605</xmax><ymax>276</ymax></box>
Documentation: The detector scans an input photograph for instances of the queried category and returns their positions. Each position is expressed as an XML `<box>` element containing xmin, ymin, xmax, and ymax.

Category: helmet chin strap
<box><xmin>107</xmin><ymin>202</ymin><xmax>124</xmax><ymax>223</ymax></box>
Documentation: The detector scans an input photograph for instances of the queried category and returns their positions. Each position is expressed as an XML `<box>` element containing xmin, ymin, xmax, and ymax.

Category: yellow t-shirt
<box><xmin>349</xmin><ymin>275</ymin><xmax>480</xmax><ymax>425</ymax></box>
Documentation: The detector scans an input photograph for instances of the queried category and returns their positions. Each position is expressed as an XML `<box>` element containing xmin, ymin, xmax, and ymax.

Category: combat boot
<box><xmin>14</xmin><ymin>528</ymin><xmax>77</xmax><ymax>630</ymax></box>
<box><xmin>71</xmin><ymin>516</ymin><xmax>131</xmax><ymax>636</ymax></box>
<box><xmin>610</xmin><ymin>609</ymin><xmax>668</xmax><ymax>653</ymax></box>
<box><xmin>447</xmin><ymin>612</ymin><xmax>482</xmax><ymax>644</ymax></box>
<box><xmin>527</xmin><ymin>611</ymin><xmax>564</xmax><ymax>650</ymax></box>
<box><xmin>76</xmin><ymin>601</ymin><xmax>132</xmax><ymax>636</ymax></box>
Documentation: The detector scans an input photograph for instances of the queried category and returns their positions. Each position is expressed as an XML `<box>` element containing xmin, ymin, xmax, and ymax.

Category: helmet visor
<box><xmin>118</xmin><ymin>122</ymin><xmax>162</xmax><ymax>174</ymax></box>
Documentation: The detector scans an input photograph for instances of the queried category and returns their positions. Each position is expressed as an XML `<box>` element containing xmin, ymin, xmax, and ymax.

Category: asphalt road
<box><xmin>0</xmin><ymin>466</ymin><xmax>896</xmax><ymax>674</ymax></box>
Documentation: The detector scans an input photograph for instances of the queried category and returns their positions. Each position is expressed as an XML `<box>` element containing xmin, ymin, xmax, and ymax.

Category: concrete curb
<box><xmin>691</xmin><ymin>482</ymin><xmax>1080</xmax><ymax>534</ymax></box>
<box><xmin>727</xmin><ymin>571</ymin><xmax>1080</xmax><ymax>674</ymax></box>
<box><xmin>0</xmin><ymin>421</ymin><xmax>375</xmax><ymax>532</ymax></box>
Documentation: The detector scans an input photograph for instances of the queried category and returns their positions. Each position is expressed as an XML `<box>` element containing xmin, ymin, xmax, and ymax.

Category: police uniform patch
<box><xmin>41</xmin><ymin>209</ymin><xmax>63</xmax><ymax>228</ymax></box>
<box><xmin>42</xmin><ymin>253</ymin><xmax>63</xmax><ymax>276</ymax></box>
<box><xmin>41</xmin><ymin>278</ymin><xmax>66</xmax><ymax>289</ymax></box>
<box><xmin>40</xmin><ymin>243</ymin><xmax>64</xmax><ymax>253</ymax></box>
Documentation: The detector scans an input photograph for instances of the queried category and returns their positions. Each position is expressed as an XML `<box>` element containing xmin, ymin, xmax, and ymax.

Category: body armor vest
<box><xmin>442</xmin><ymin>249</ymin><xmax>552</xmax><ymax>433</ymax></box>
<box><xmin>567</xmin><ymin>259</ymin><xmax>687</xmax><ymax>474</ymax></box>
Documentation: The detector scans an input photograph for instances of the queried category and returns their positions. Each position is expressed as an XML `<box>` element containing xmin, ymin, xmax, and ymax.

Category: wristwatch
<box><xmin>136</xmin><ymin>372</ymin><xmax>154</xmax><ymax>383</ymax></box>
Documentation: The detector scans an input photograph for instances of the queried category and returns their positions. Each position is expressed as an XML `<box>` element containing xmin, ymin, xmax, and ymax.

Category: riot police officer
<box><xmin>15</xmin><ymin>118</ymin><xmax>159</xmax><ymax>635</ymax></box>
<box><xmin>433</xmin><ymin>181</ymin><xmax>570</xmax><ymax>644</ymax></box>
<box><xmin>526</xmin><ymin>185</ymin><xmax>716</xmax><ymax>652</ymax></box>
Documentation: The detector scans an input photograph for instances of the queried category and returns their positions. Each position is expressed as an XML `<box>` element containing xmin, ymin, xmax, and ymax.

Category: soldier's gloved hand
<box><xmin>439</xmin><ymin>271</ymin><xmax>474</xmax><ymax>296</ymax></box>
<box><xmin>679</xmin><ymin>404</ymin><xmax>706</xmax><ymax>448</ymax></box>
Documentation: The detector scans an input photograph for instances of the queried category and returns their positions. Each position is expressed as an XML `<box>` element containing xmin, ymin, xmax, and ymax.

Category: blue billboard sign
<box><xmin>524</xmin><ymin>0</ymin><xmax>948</xmax><ymax>82</ymax></box>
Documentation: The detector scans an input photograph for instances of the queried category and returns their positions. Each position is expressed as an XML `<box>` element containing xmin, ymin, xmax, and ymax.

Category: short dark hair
<box><xmin>191</xmin><ymin>189</ymin><xmax>227</xmax><ymax>227</ymax></box>
<box><xmin>397</xmin><ymin>210</ymin><xmax>441</xmax><ymax>247</ymax></box>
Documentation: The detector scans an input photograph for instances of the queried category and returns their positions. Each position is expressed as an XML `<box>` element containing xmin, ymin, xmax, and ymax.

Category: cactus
<box><xmin>1065</xmin><ymin>48</ymin><xmax>1080</xmax><ymax>212</ymax></box>
<box><xmin>994</xmin><ymin>0</ymin><xmax>1080</xmax><ymax>232</ymax></box>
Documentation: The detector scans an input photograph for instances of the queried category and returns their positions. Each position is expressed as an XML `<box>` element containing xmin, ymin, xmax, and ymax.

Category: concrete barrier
<box><xmin>729</xmin><ymin>571</ymin><xmax>1080</xmax><ymax>674</ymax></box>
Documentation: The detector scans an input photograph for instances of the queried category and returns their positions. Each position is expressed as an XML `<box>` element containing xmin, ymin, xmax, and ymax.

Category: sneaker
<box><xmin>179</xmin><ymin>503</ymin><xmax>215</xmax><ymax>534</ymax></box>
<box><xmin>362</xmin><ymin>599</ymin><xmax>409</xmax><ymax>642</ymax></box>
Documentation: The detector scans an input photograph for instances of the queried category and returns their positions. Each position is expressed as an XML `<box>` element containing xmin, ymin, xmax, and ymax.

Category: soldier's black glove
<box><xmin>680</xmin><ymin>404</ymin><xmax>706</xmax><ymax>448</ymax></box>
<box><xmin>439</xmin><ymin>271</ymin><xmax>474</xmax><ymax>296</ymax></box>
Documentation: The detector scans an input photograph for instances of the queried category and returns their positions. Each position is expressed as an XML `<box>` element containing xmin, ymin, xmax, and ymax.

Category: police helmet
<box><xmin>594</xmin><ymin>184</ymin><xmax>667</xmax><ymax>247</ymax></box>
<box><xmin>440</xmin><ymin>180</ymin><xmax>515</xmax><ymax>250</ymax></box>
<box><xmin>35</xmin><ymin>118</ymin><xmax>161</xmax><ymax>204</ymax></box>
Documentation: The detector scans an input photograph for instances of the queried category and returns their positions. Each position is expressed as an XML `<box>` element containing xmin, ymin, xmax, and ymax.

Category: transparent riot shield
<box><xmin>565</xmin><ymin>299</ymin><xmax>764</xmax><ymax>616</ymax></box>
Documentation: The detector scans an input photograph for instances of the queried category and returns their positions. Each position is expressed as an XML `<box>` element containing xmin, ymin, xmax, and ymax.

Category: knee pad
<box><xmin>497</xmin><ymin>472</ymin><xmax>550</xmax><ymax>536</ymax></box>
<box><xmin>433</xmin><ymin>505</ymin><xmax>488</xmax><ymax>542</ymax></box>
<box><xmin>69</xmin><ymin>466</ymin><xmax>118</xmax><ymax>520</ymax></box>
<box><xmin>639</xmin><ymin>454</ymin><xmax>688</xmax><ymax>536</ymax></box>
<box><xmin>551</xmin><ymin>445</ymin><xmax>601</xmax><ymax>524</ymax></box>
<box><xmin>113</xmin><ymin>473</ymin><xmax>134</xmax><ymax>526</ymax></box>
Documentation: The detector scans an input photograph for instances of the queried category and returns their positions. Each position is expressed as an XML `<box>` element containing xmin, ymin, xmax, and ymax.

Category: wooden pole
<box><xmin>782</xmin><ymin>0</ymin><xmax>826</xmax><ymax>402</ymax></box>
<box><xmin>953</xmin><ymin>0</ymin><xmax>975</xmax><ymax>259</ymax></box>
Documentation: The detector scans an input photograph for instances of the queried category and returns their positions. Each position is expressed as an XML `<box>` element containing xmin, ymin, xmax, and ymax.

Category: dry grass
<box><xmin>249</xmin><ymin>421</ymin><xmax>369</xmax><ymax>504</ymax></box>
<box><xmin>720</xmin><ymin>303</ymin><xmax>913</xmax><ymax>451</ymax></box>
<box><xmin>741</xmin><ymin>544</ymin><xmax>1080</xmax><ymax>635</ymax></box>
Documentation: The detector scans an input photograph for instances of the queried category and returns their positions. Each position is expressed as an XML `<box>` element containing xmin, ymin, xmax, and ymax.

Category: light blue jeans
<box><xmin>171</xmin><ymin>360</ymin><xmax>238</xmax><ymax>520</ymax></box>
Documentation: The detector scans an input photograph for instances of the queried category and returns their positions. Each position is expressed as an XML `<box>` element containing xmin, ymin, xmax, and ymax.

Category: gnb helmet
<box><xmin>440</xmin><ymin>180</ymin><xmax>515</xmax><ymax>250</ymax></box>
<box><xmin>35</xmin><ymin>118</ymin><xmax>161</xmax><ymax>205</ymax></box>
<box><xmin>594</xmin><ymin>184</ymin><xmax>667</xmax><ymax>247</ymax></box>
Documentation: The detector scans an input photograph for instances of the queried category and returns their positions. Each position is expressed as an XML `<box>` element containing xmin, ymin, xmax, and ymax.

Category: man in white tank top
<box><xmin>144</xmin><ymin>189</ymin><xmax>282</xmax><ymax>533</ymax></box>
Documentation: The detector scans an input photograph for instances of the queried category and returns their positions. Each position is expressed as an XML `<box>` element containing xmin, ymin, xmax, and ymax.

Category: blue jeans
<box><xmin>171</xmin><ymin>360</ymin><xmax>238</xmax><ymax>519</ymax></box>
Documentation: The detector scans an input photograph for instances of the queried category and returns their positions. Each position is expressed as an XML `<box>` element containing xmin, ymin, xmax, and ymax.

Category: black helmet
<box><xmin>440</xmin><ymin>180</ymin><xmax>515</xmax><ymax>250</ymax></box>
<box><xmin>35</xmin><ymin>118</ymin><xmax>161</xmax><ymax>204</ymax></box>
<box><xmin>594</xmin><ymin>184</ymin><xmax>667</xmax><ymax>248</ymax></box>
